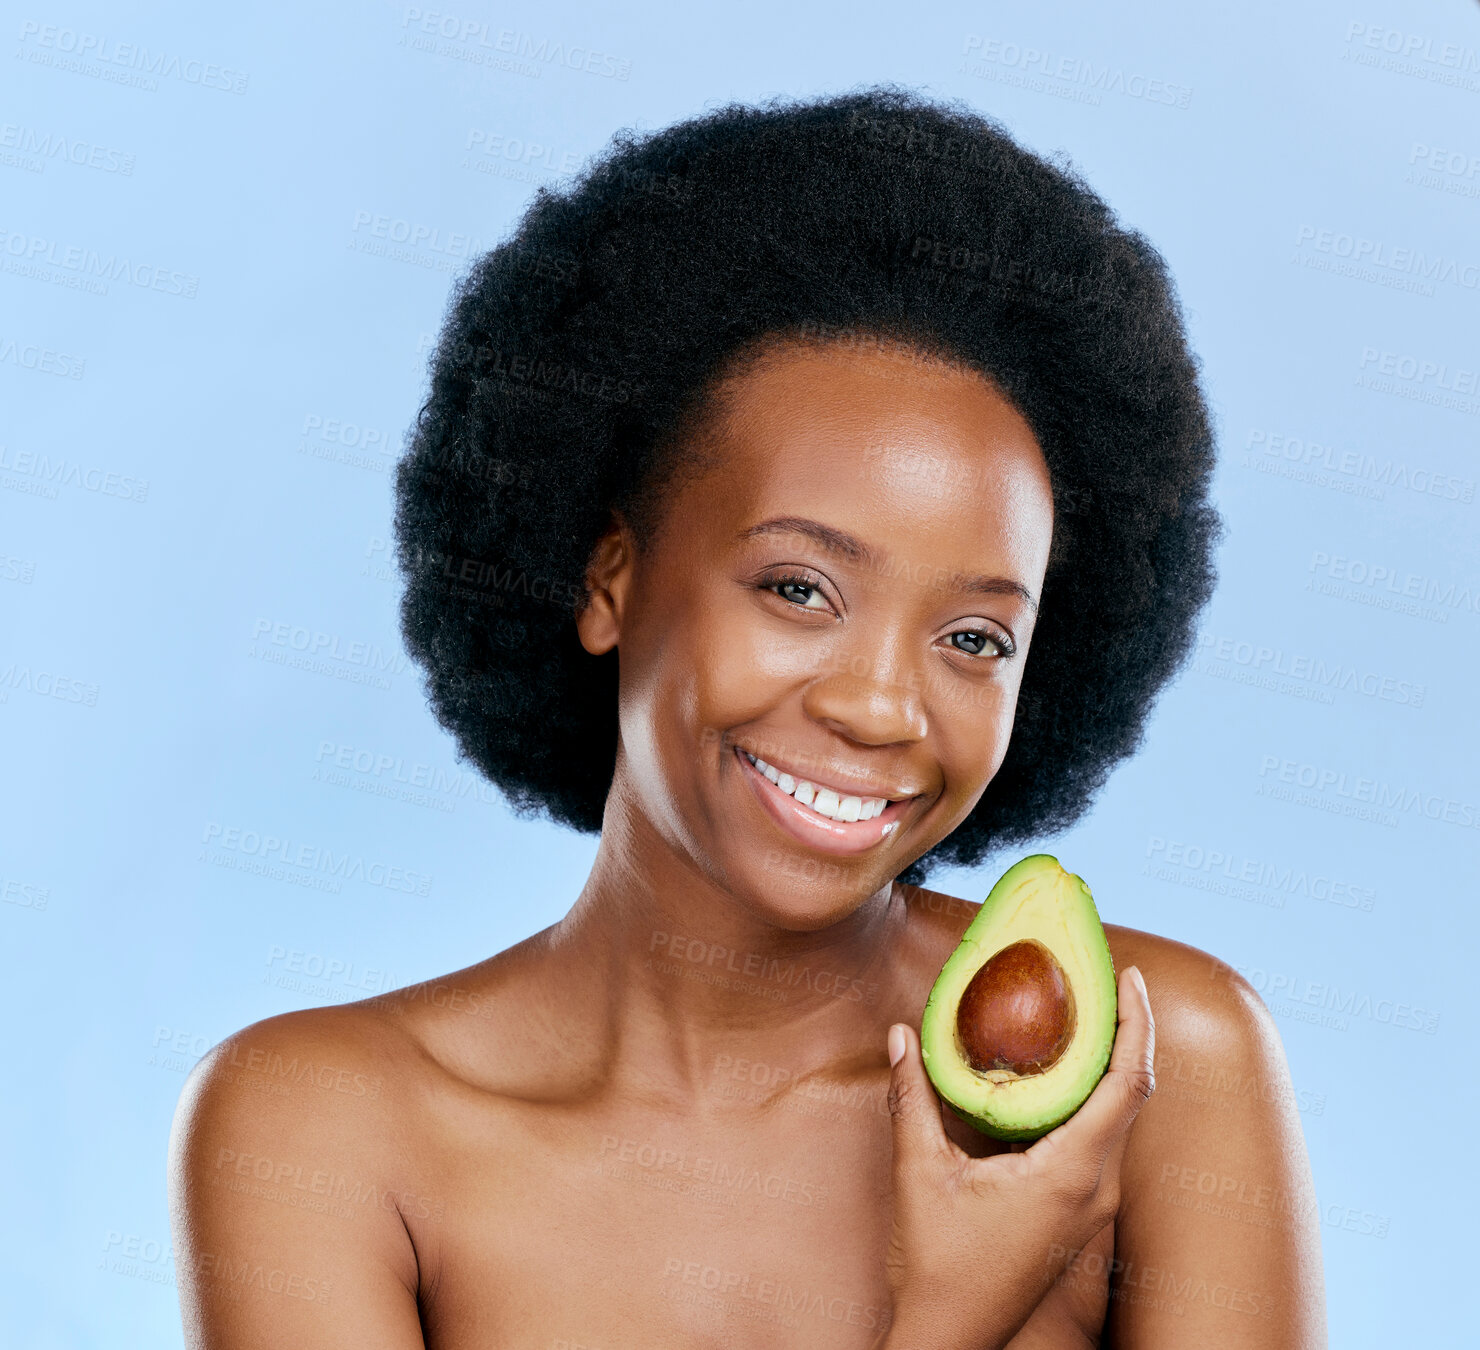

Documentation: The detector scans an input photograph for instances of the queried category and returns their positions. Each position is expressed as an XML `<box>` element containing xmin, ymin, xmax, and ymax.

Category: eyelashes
<box><xmin>759</xmin><ymin>571</ymin><xmax>1017</xmax><ymax>660</ymax></box>
<box><xmin>944</xmin><ymin>629</ymin><xmax>1015</xmax><ymax>659</ymax></box>
<box><xmin>766</xmin><ymin>571</ymin><xmax>832</xmax><ymax>612</ymax></box>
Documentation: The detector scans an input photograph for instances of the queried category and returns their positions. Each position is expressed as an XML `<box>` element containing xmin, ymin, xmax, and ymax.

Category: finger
<box><xmin>886</xmin><ymin>1022</ymin><xmax>957</xmax><ymax>1173</ymax></box>
<box><xmin>1027</xmin><ymin>964</ymin><xmax>1156</xmax><ymax>1162</ymax></box>
<box><xmin>1100</xmin><ymin>967</ymin><xmax>1157</xmax><ymax>1178</ymax></box>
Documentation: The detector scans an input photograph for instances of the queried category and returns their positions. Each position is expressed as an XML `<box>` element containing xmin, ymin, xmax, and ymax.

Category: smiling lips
<box><xmin>734</xmin><ymin>745</ymin><xmax>920</xmax><ymax>856</ymax></box>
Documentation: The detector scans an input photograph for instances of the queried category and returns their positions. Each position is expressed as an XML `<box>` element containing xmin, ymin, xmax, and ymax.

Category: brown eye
<box><xmin>946</xmin><ymin>628</ymin><xmax>1014</xmax><ymax>659</ymax></box>
<box><xmin>762</xmin><ymin>572</ymin><xmax>832</xmax><ymax>612</ymax></box>
<box><xmin>779</xmin><ymin>581</ymin><xmax>822</xmax><ymax>607</ymax></box>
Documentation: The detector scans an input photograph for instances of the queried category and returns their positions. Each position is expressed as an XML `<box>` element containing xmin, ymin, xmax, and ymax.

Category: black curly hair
<box><xmin>392</xmin><ymin>84</ymin><xmax>1222</xmax><ymax>887</ymax></box>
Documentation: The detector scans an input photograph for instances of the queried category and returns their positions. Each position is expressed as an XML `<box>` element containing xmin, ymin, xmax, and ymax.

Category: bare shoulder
<box><xmin>169</xmin><ymin>932</ymin><xmax>563</xmax><ymax>1186</ymax></box>
<box><xmin>1105</xmin><ymin>923</ymin><xmax>1282</xmax><ymax>1058</ymax></box>
<box><xmin>166</xmin><ymin>998</ymin><xmax>435</xmax><ymax>1345</ymax></box>
<box><xmin>170</xmin><ymin>941</ymin><xmax>542</xmax><ymax>1158</ymax></box>
<box><xmin>164</xmin><ymin>949</ymin><xmax>549</xmax><ymax>1347</ymax></box>
<box><xmin>171</xmin><ymin>997</ymin><xmax>424</xmax><ymax>1150</ymax></box>
<box><xmin>1098</xmin><ymin>922</ymin><xmax>1309</xmax><ymax>1181</ymax></box>
<box><xmin>1103</xmin><ymin>926</ymin><xmax>1327</xmax><ymax>1344</ymax></box>
<box><xmin>167</xmin><ymin>995</ymin><xmax>433</xmax><ymax>1247</ymax></box>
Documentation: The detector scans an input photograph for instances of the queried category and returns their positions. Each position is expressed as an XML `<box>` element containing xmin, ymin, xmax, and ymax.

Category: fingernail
<box><xmin>888</xmin><ymin>1024</ymin><xmax>905</xmax><ymax>1067</ymax></box>
<box><xmin>1130</xmin><ymin>965</ymin><xmax>1147</xmax><ymax>996</ymax></box>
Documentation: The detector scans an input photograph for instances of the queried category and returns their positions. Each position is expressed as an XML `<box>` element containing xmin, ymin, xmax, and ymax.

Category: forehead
<box><xmin>683</xmin><ymin>338</ymin><xmax>1054</xmax><ymax>569</ymax></box>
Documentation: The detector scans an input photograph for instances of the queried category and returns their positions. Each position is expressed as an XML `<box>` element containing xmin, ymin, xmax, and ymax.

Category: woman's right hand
<box><xmin>878</xmin><ymin>964</ymin><xmax>1156</xmax><ymax>1350</ymax></box>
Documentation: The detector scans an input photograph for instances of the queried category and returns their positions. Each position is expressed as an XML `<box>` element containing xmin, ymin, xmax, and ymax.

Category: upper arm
<box><xmin>167</xmin><ymin>1012</ymin><xmax>428</xmax><ymax>1350</ymax></box>
<box><xmin>1105</xmin><ymin>944</ymin><xmax>1327</xmax><ymax>1348</ymax></box>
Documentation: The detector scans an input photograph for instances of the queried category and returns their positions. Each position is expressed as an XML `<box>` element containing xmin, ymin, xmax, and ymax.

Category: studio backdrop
<box><xmin>3</xmin><ymin>2</ymin><xmax>1476</xmax><ymax>1346</ymax></box>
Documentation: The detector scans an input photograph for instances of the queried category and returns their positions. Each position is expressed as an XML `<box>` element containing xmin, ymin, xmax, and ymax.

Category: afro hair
<box><xmin>392</xmin><ymin>84</ymin><xmax>1222</xmax><ymax>886</ymax></box>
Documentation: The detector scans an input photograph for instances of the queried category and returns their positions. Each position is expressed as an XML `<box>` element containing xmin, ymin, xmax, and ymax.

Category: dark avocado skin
<box><xmin>920</xmin><ymin>854</ymin><xmax>1118</xmax><ymax>1142</ymax></box>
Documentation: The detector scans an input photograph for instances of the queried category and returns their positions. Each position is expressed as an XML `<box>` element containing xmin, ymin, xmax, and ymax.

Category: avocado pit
<box><xmin>955</xmin><ymin>938</ymin><xmax>1077</xmax><ymax>1077</ymax></box>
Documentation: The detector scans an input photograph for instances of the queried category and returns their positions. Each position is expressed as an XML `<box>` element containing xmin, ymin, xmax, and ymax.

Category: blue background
<box><xmin>4</xmin><ymin>1</ymin><xmax>1477</xmax><ymax>1344</ymax></box>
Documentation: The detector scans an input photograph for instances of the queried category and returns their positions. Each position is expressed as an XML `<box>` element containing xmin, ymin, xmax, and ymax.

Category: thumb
<box><xmin>886</xmin><ymin>1022</ymin><xmax>951</xmax><ymax>1170</ymax></box>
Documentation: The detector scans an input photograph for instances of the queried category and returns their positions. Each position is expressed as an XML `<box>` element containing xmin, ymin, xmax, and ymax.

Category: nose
<box><xmin>801</xmin><ymin>640</ymin><xmax>929</xmax><ymax>746</ymax></box>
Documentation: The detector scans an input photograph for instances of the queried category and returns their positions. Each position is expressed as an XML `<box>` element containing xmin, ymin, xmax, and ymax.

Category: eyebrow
<box><xmin>737</xmin><ymin>515</ymin><xmax>1039</xmax><ymax>613</ymax></box>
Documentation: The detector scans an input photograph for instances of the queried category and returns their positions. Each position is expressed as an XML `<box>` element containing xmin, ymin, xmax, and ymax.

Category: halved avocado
<box><xmin>920</xmin><ymin>854</ymin><xmax>1117</xmax><ymax>1141</ymax></box>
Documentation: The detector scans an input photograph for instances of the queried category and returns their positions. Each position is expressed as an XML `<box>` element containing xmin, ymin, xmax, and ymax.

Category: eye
<box><xmin>943</xmin><ymin>628</ymin><xmax>1016</xmax><ymax>660</ymax></box>
<box><xmin>761</xmin><ymin>571</ymin><xmax>834</xmax><ymax>613</ymax></box>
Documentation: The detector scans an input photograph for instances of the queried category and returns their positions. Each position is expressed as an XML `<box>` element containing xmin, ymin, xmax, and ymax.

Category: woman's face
<box><xmin>578</xmin><ymin>337</ymin><xmax>1055</xmax><ymax>929</ymax></box>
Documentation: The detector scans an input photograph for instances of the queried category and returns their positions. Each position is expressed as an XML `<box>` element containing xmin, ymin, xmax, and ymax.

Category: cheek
<box><xmin>931</xmin><ymin>665</ymin><xmax>1023</xmax><ymax>785</ymax></box>
<box><xmin>691</xmin><ymin>598</ymin><xmax>828</xmax><ymax>722</ymax></box>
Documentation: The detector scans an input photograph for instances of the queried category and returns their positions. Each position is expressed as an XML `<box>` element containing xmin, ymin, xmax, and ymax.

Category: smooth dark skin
<box><xmin>169</xmin><ymin>338</ymin><xmax>1327</xmax><ymax>1348</ymax></box>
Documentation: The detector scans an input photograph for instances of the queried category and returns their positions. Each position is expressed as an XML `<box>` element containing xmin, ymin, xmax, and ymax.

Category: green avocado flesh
<box><xmin>920</xmin><ymin>853</ymin><xmax>1117</xmax><ymax>1142</ymax></box>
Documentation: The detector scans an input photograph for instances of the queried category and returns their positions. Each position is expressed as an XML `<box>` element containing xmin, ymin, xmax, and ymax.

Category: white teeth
<box><xmin>742</xmin><ymin>749</ymin><xmax>892</xmax><ymax>823</ymax></box>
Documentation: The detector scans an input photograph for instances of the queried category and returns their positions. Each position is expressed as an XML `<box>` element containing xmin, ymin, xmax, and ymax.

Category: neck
<box><xmin>545</xmin><ymin>771</ymin><xmax>910</xmax><ymax>1106</ymax></box>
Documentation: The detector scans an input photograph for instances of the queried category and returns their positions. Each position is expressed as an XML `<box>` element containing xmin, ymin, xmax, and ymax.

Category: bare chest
<box><xmin>412</xmin><ymin>1096</ymin><xmax>1111</xmax><ymax>1350</ymax></box>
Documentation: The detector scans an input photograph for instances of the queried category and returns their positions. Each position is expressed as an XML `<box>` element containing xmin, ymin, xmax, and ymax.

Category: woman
<box><xmin>169</xmin><ymin>86</ymin><xmax>1326</xmax><ymax>1347</ymax></box>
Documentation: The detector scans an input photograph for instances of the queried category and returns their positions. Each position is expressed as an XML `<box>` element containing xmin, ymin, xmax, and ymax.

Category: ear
<box><xmin>575</xmin><ymin>511</ymin><xmax>637</xmax><ymax>657</ymax></box>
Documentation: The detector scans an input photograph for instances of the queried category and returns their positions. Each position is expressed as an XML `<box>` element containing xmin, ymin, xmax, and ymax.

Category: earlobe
<box><xmin>574</xmin><ymin>515</ymin><xmax>635</xmax><ymax>656</ymax></box>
